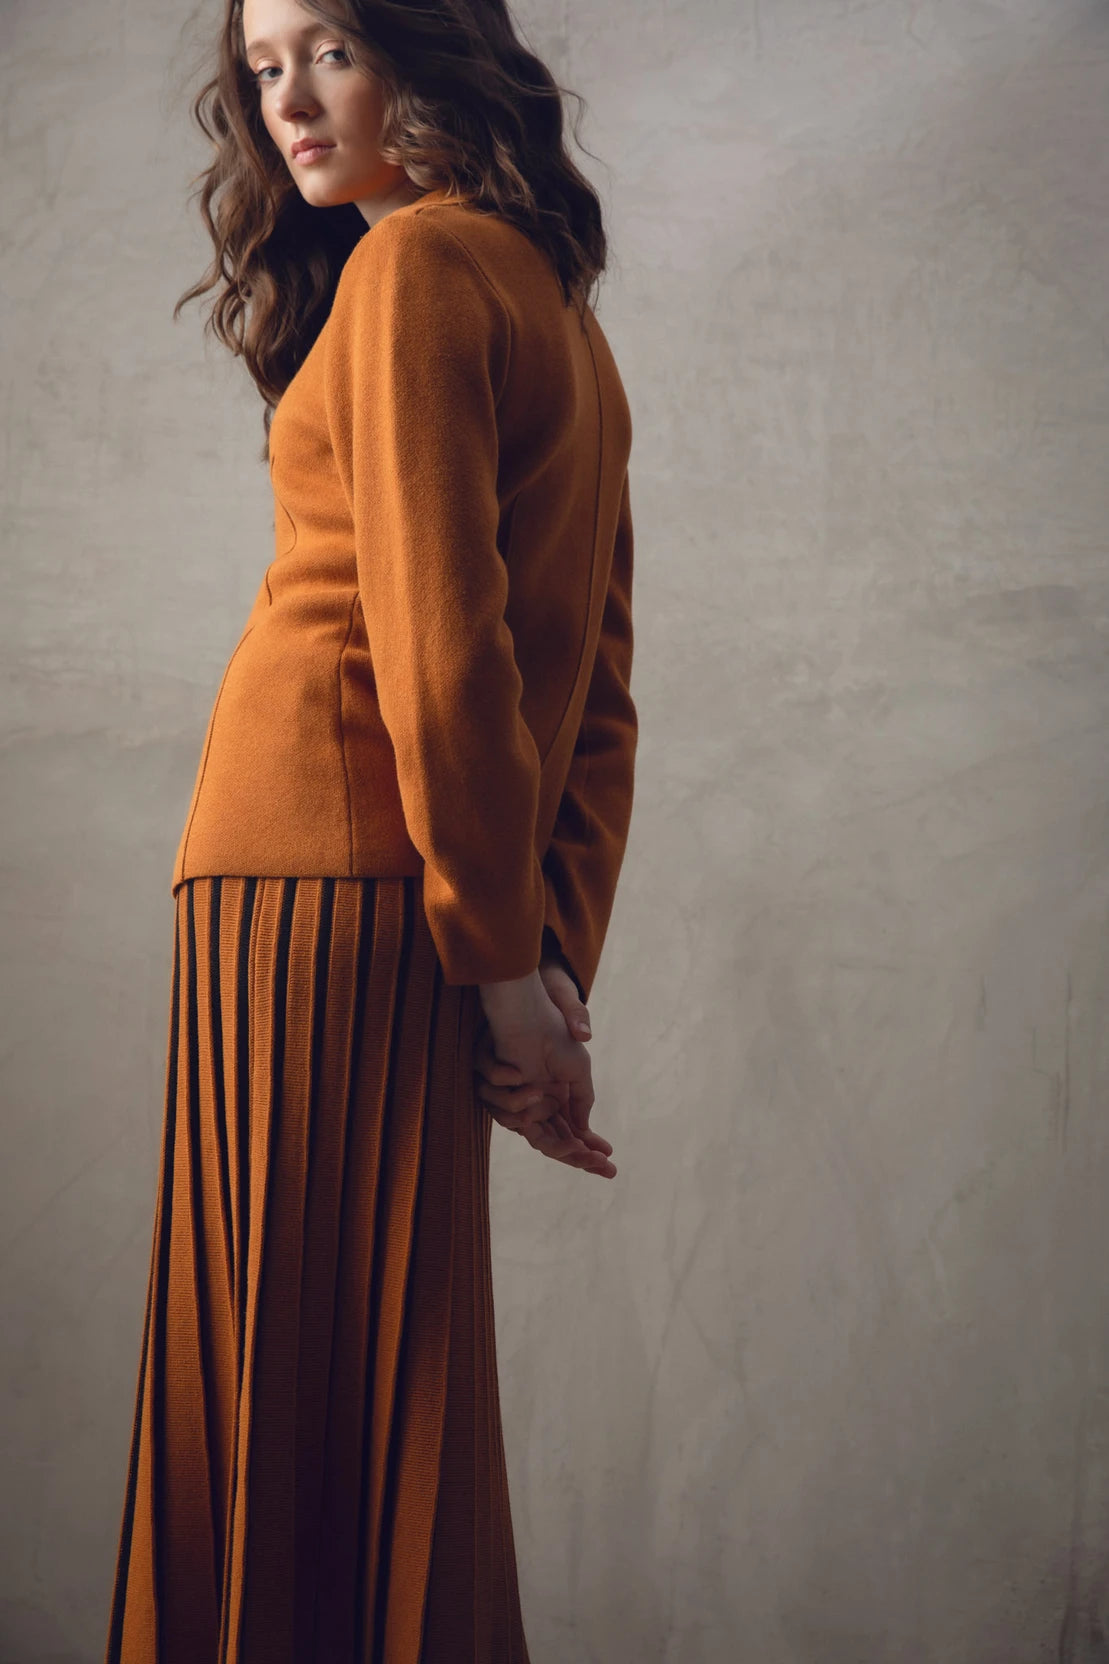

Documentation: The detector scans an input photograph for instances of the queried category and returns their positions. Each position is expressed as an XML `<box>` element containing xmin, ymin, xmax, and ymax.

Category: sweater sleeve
<box><xmin>539</xmin><ymin>467</ymin><xmax>638</xmax><ymax>1004</ymax></box>
<box><xmin>323</xmin><ymin>212</ymin><xmax>547</xmax><ymax>986</ymax></box>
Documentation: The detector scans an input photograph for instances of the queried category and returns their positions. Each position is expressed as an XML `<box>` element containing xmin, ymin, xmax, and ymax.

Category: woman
<box><xmin>104</xmin><ymin>0</ymin><xmax>637</xmax><ymax>1658</ymax></box>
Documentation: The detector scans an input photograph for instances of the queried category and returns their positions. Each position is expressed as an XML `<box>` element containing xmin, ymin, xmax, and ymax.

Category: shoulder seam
<box><xmin>344</xmin><ymin>209</ymin><xmax>514</xmax><ymax>403</ymax></box>
<box><xmin>419</xmin><ymin>215</ymin><xmax>515</xmax><ymax>406</ymax></box>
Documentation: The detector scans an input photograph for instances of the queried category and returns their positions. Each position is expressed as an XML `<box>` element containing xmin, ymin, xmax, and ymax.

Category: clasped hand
<box><xmin>474</xmin><ymin>958</ymin><xmax>617</xmax><ymax>1179</ymax></box>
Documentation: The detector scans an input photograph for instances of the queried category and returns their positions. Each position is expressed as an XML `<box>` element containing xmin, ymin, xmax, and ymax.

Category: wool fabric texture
<box><xmin>171</xmin><ymin>186</ymin><xmax>637</xmax><ymax>998</ymax></box>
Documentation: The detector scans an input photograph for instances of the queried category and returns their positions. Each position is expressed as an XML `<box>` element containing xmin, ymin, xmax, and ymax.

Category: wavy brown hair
<box><xmin>173</xmin><ymin>0</ymin><xmax>610</xmax><ymax>453</ymax></box>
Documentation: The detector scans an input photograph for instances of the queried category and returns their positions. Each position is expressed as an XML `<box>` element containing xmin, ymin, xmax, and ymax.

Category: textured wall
<box><xmin>3</xmin><ymin>1</ymin><xmax>1109</xmax><ymax>1660</ymax></box>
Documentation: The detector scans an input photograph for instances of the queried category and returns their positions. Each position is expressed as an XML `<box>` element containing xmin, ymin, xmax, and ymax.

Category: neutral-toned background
<box><xmin>3</xmin><ymin>0</ymin><xmax>1109</xmax><ymax>1659</ymax></box>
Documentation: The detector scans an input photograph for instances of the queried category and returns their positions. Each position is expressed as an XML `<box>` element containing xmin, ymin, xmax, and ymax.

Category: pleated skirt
<box><xmin>104</xmin><ymin>874</ymin><xmax>530</xmax><ymax>1664</ymax></box>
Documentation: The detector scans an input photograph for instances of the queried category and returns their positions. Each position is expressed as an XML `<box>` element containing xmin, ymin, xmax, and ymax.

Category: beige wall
<box><xmin>3</xmin><ymin>0</ymin><xmax>1109</xmax><ymax>1659</ymax></box>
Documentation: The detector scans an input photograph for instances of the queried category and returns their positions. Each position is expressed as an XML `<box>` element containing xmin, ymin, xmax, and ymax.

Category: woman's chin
<box><xmin>297</xmin><ymin>180</ymin><xmax>352</xmax><ymax>210</ymax></box>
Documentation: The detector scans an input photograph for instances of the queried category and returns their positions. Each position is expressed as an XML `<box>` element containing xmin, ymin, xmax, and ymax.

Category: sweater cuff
<box><xmin>540</xmin><ymin>923</ymin><xmax>587</xmax><ymax>1006</ymax></box>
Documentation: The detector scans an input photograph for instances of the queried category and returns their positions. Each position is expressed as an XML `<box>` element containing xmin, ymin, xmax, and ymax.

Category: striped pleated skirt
<box><xmin>104</xmin><ymin>874</ymin><xmax>530</xmax><ymax>1664</ymax></box>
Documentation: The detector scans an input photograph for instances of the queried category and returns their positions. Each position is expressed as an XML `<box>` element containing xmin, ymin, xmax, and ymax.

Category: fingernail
<box><xmin>574</xmin><ymin>1018</ymin><xmax>591</xmax><ymax>1036</ymax></box>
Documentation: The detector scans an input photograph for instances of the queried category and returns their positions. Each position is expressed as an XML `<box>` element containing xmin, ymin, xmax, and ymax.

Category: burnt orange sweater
<box><xmin>171</xmin><ymin>185</ymin><xmax>636</xmax><ymax>998</ymax></box>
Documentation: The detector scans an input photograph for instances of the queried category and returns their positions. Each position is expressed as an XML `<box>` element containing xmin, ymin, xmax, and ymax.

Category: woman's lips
<box><xmin>293</xmin><ymin>143</ymin><xmax>335</xmax><ymax>165</ymax></box>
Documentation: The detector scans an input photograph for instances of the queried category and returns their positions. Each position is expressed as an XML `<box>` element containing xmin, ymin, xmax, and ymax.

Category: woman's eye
<box><xmin>252</xmin><ymin>47</ymin><xmax>348</xmax><ymax>82</ymax></box>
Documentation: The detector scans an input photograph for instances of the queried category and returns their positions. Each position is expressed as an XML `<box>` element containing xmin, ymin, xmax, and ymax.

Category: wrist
<box><xmin>478</xmin><ymin>965</ymin><xmax>543</xmax><ymax>1012</ymax></box>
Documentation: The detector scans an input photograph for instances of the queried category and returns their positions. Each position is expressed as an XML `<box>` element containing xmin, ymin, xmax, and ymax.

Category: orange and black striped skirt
<box><xmin>104</xmin><ymin>874</ymin><xmax>530</xmax><ymax>1663</ymax></box>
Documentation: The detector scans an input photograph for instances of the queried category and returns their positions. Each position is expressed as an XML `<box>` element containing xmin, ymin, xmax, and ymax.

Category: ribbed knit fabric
<box><xmin>104</xmin><ymin>874</ymin><xmax>529</xmax><ymax>1664</ymax></box>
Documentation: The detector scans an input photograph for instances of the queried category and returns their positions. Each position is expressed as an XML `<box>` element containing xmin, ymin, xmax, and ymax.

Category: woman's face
<box><xmin>241</xmin><ymin>0</ymin><xmax>419</xmax><ymax>223</ymax></box>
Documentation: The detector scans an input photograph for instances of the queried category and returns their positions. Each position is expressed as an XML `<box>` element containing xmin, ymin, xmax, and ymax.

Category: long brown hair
<box><xmin>173</xmin><ymin>0</ymin><xmax>610</xmax><ymax>449</ymax></box>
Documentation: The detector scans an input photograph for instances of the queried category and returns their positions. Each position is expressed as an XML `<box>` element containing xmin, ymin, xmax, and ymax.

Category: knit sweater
<box><xmin>171</xmin><ymin>184</ymin><xmax>637</xmax><ymax>1000</ymax></box>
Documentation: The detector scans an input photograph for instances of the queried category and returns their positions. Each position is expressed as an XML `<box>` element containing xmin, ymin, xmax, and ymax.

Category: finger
<box><xmin>527</xmin><ymin>1126</ymin><xmax>582</xmax><ymax>1163</ymax></box>
<box><xmin>486</xmin><ymin>1104</ymin><xmax>552</xmax><ymax>1144</ymax></box>
<box><xmin>547</xmin><ymin>1116</ymin><xmax>615</xmax><ymax>1173</ymax></box>
<box><xmin>538</xmin><ymin>962</ymin><xmax>592</xmax><ymax>1037</ymax></box>
<box><xmin>484</xmin><ymin>1102</ymin><xmax>531</xmax><ymax>1135</ymax></box>
<box><xmin>566</xmin><ymin>1148</ymin><xmax>617</xmax><ymax>1176</ymax></box>
<box><xmin>480</xmin><ymin>1094</ymin><xmax>559</xmax><ymax>1132</ymax></box>
<box><xmin>575</xmin><ymin>1126</ymin><xmax>614</xmax><ymax>1158</ymax></box>
<box><xmin>531</xmin><ymin>1114</ymin><xmax>591</xmax><ymax>1162</ymax></box>
<box><xmin>547</xmin><ymin>1110</ymin><xmax>586</xmax><ymax>1151</ymax></box>
<box><xmin>484</xmin><ymin>1096</ymin><xmax>562</xmax><ymax>1129</ymax></box>
<box><xmin>474</xmin><ymin>1079</ymin><xmax>548</xmax><ymax>1113</ymax></box>
<box><xmin>534</xmin><ymin>1120</ymin><xmax>616</xmax><ymax>1176</ymax></box>
<box><xmin>483</xmin><ymin>1085</ymin><xmax>616</xmax><ymax>1175</ymax></box>
<box><xmin>565</xmin><ymin>1073</ymin><xmax>597</xmax><ymax>1139</ymax></box>
<box><xmin>510</xmin><ymin>1112</ymin><xmax>616</xmax><ymax>1177</ymax></box>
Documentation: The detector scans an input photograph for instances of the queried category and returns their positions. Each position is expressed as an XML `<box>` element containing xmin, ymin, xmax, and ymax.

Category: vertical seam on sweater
<box><xmin>177</xmin><ymin>624</ymin><xmax>256</xmax><ymax>877</ymax></box>
<box><xmin>538</xmin><ymin>313</ymin><xmax>607</xmax><ymax>772</ymax></box>
<box><xmin>337</xmin><ymin>592</ymin><xmax>359</xmax><ymax>876</ymax></box>
<box><xmin>500</xmin><ymin>491</ymin><xmax>522</xmax><ymax>587</ymax></box>
<box><xmin>267</xmin><ymin>451</ymin><xmax>295</xmax><ymax>602</ymax></box>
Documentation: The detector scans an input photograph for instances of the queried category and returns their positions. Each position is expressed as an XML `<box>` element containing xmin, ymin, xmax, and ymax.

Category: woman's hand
<box><xmin>474</xmin><ymin>958</ymin><xmax>617</xmax><ymax>1179</ymax></box>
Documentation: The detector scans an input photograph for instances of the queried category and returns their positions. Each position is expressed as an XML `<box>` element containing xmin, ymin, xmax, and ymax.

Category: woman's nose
<box><xmin>271</xmin><ymin>70</ymin><xmax>320</xmax><ymax>123</ymax></box>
